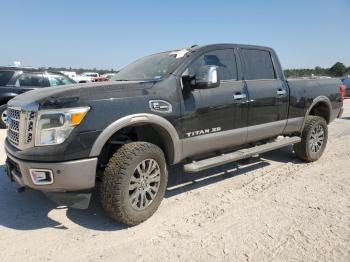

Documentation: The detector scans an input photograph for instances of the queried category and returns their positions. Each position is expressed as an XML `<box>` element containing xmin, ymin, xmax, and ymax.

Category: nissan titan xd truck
<box><xmin>4</xmin><ymin>44</ymin><xmax>344</xmax><ymax>225</ymax></box>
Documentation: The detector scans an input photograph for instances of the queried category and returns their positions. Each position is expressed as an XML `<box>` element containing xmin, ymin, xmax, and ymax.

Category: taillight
<box><xmin>339</xmin><ymin>84</ymin><xmax>346</xmax><ymax>101</ymax></box>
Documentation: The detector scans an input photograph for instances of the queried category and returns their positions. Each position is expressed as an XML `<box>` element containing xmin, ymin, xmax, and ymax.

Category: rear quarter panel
<box><xmin>288</xmin><ymin>78</ymin><xmax>343</xmax><ymax>122</ymax></box>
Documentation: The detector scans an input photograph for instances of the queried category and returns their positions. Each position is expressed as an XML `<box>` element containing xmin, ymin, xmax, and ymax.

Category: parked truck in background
<box><xmin>0</xmin><ymin>67</ymin><xmax>76</xmax><ymax>128</ymax></box>
<box><xmin>4</xmin><ymin>44</ymin><xmax>344</xmax><ymax>225</ymax></box>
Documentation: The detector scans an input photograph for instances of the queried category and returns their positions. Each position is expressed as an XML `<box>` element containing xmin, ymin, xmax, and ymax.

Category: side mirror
<box><xmin>194</xmin><ymin>65</ymin><xmax>220</xmax><ymax>89</ymax></box>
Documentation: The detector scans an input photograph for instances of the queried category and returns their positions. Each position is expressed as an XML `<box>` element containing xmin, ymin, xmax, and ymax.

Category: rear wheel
<box><xmin>100</xmin><ymin>142</ymin><xmax>168</xmax><ymax>225</ymax></box>
<box><xmin>0</xmin><ymin>104</ymin><xmax>8</xmax><ymax>128</ymax></box>
<box><xmin>294</xmin><ymin>116</ymin><xmax>328</xmax><ymax>162</ymax></box>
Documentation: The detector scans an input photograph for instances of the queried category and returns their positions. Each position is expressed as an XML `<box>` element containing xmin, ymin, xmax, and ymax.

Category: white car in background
<box><xmin>101</xmin><ymin>73</ymin><xmax>116</xmax><ymax>80</ymax></box>
<box><xmin>73</xmin><ymin>72</ymin><xmax>99</xmax><ymax>83</ymax></box>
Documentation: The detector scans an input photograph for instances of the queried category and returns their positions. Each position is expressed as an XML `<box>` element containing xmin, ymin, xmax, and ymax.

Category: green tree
<box><xmin>314</xmin><ymin>66</ymin><xmax>324</xmax><ymax>75</ymax></box>
<box><xmin>328</xmin><ymin>62</ymin><xmax>347</xmax><ymax>77</ymax></box>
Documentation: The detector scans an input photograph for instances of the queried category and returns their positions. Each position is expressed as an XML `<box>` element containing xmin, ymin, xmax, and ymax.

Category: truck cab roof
<box><xmin>190</xmin><ymin>43</ymin><xmax>275</xmax><ymax>52</ymax></box>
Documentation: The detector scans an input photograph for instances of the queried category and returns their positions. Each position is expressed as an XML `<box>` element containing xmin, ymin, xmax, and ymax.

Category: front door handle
<box><xmin>233</xmin><ymin>93</ymin><xmax>247</xmax><ymax>100</ymax></box>
<box><xmin>276</xmin><ymin>89</ymin><xmax>287</xmax><ymax>96</ymax></box>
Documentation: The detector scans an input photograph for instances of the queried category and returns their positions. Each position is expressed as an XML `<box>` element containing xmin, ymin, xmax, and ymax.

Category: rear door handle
<box><xmin>233</xmin><ymin>93</ymin><xmax>247</xmax><ymax>100</ymax></box>
<box><xmin>276</xmin><ymin>89</ymin><xmax>287</xmax><ymax>96</ymax></box>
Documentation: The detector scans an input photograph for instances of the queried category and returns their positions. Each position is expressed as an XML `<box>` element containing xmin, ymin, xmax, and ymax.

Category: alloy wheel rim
<box><xmin>129</xmin><ymin>159</ymin><xmax>161</xmax><ymax>210</ymax></box>
<box><xmin>309</xmin><ymin>124</ymin><xmax>324</xmax><ymax>153</ymax></box>
<box><xmin>1</xmin><ymin>109</ymin><xmax>7</xmax><ymax>125</ymax></box>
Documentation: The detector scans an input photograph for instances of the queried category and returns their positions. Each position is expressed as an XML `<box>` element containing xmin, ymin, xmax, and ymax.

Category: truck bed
<box><xmin>287</xmin><ymin>78</ymin><xmax>343</xmax><ymax>122</ymax></box>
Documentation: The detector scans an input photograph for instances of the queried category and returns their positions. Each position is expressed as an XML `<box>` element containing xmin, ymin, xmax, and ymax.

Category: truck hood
<box><xmin>8</xmin><ymin>80</ymin><xmax>155</xmax><ymax>110</ymax></box>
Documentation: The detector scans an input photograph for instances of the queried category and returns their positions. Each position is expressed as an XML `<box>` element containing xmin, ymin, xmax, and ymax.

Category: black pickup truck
<box><xmin>4</xmin><ymin>44</ymin><xmax>344</xmax><ymax>225</ymax></box>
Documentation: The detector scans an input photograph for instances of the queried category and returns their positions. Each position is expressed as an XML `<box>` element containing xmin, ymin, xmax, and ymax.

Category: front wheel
<box><xmin>294</xmin><ymin>116</ymin><xmax>328</xmax><ymax>162</ymax></box>
<box><xmin>0</xmin><ymin>104</ymin><xmax>8</xmax><ymax>128</ymax></box>
<box><xmin>100</xmin><ymin>142</ymin><xmax>168</xmax><ymax>225</ymax></box>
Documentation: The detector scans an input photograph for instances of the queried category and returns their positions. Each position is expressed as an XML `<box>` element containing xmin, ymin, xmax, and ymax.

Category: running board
<box><xmin>184</xmin><ymin>136</ymin><xmax>301</xmax><ymax>173</ymax></box>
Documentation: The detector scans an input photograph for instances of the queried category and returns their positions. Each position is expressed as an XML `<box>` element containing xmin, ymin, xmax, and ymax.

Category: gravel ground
<box><xmin>0</xmin><ymin>100</ymin><xmax>349</xmax><ymax>262</ymax></box>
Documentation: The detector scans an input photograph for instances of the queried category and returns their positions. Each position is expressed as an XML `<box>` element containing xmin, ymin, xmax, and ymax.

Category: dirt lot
<box><xmin>0</xmin><ymin>100</ymin><xmax>349</xmax><ymax>262</ymax></box>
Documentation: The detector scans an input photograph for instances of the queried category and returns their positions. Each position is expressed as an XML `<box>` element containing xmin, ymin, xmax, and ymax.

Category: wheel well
<box><xmin>308</xmin><ymin>101</ymin><xmax>330</xmax><ymax>124</ymax></box>
<box><xmin>97</xmin><ymin>123</ymin><xmax>175</xmax><ymax>169</ymax></box>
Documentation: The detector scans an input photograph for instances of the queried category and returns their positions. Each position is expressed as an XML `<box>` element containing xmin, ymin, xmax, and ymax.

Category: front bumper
<box><xmin>5</xmin><ymin>150</ymin><xmax>98</xmax><ymax>192</ymax></box>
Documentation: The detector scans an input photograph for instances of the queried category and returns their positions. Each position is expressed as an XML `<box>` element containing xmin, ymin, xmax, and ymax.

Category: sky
<box><xmin>1</xmin><ymin>0</ymin><xmax>349</xmax><ymax>70</ymax></box>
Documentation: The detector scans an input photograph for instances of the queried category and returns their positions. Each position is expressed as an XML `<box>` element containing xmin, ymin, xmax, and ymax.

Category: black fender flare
<box><xmin>89</xmin><ymin>113</ymin><xmax>182</xmax><ymax>164</ymax></box>
<box><xmin>300</xmin><ymin>96</ymin><xmax>332</xmax><ymax>131</ymax></box>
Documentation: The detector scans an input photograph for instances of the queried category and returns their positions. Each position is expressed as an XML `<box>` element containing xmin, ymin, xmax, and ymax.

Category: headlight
<box><xmin>35</xmin><ymin>107</ymin><xmax>90</xmax><ymax>146</ymax></box>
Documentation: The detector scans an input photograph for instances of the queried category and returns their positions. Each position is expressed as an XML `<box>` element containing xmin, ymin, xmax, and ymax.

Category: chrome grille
<box><xmin>8</xmin><ymin>108</ymin><xmax>21</xmax><ymax>121</ymax></box>
<box><xmin>7</xmin><ymin>107</ymin><xmax>37</xmax><ymax>149</ymax></box>
<box><xmin>7</xmin><ymin>108</ymin><xmax>21</xmax><ymax>145</ymax></box>
<box><xmin>25</xmin><ymin>111</ymin><xmax>36</xmax><ymax>144</ymax></box>
<box><xmin>8</xmin><ymin>117</ymin><xmax>20</xmax><ymax>131</ymax></box>
<box><xmin>8</xmin><ymin>128</ymin><xmax>19</xmax><ymax>145</ymax></box>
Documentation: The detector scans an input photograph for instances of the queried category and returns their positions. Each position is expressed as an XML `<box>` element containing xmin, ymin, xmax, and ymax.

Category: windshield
<box><xmin>111</xmin><ymin>49</ymin><xmax>189</xmax><ymax>81</ymax></box>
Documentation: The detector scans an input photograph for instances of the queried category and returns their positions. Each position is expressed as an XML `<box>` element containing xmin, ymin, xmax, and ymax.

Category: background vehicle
<box><xmin>92</xmin><ymin>75</ymin><xmax>109</xmax><ymax>82</ymax></box>
<box><xmin>4</xmin><ymin>44</ymin><xmax>344</xmax><ymax>225</ymax></box>
<box><xmin>341</xmin><ymin>77</ymin><xmax>350</xmax><ymax>97</ymax></box>
<box><xmin>0</xmin><ymin>67</ymin><xmax>76</xmax><ymax>127</ymax></box>
<box><xmin>82</xmin><ymin>72</ymin><xmax>99</xmax><ymax>78</ymax></box>
<box><xmin>73</xmin><ymin>72</ymin><xmax>109</xmax><ymax>83</ymax></box>
<box><xmin>73</xmin><ymin>72</ymin><xmax>99</xmax><ymax>83</ymax></box>
<box><xmin>101</xmin><ymin>73</ymin><xmax>116</xmax><ymax>80</ymax></box>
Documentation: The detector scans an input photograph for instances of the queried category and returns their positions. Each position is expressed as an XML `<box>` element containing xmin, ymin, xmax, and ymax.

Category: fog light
<box><xmin>29</xmin><ymin>169</ymin><xmax>54</xmax><ymax>185</ymax></box>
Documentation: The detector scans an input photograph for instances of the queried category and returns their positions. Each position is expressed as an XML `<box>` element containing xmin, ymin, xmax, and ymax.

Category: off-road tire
<box><xmin>0</xmin><ymin>104</ymin><xmax>8</xmax><ymax>128</ymax></box>
<box><xmin>294</xmin><ymin>116</ymin><xmax>328</xmax><ymax>162</ymax></box>
<box><xmin>100</xmin><ymin>142</ymin><xmax>168</xmax><ymax>226</ymax></box>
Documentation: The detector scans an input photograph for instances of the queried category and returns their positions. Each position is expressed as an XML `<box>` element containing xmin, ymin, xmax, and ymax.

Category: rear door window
<box><xmin>48</xmin><ymin>74</ymin><xmax>75</xmax><ymax>86</ymax></box>
<box><xmin>0</xmin><ymin>71</ymin><xmax>15</xmax><ymax>86</ymax></box>
<box><xmin>17</xmin><ymin>73</ymin><xmax>48</xmax><ymax>87</ymax></box>
<box><xmin>241</xmin><ymin>49</ymin><xmax>276</xmax><ymax>80</ymax></box>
